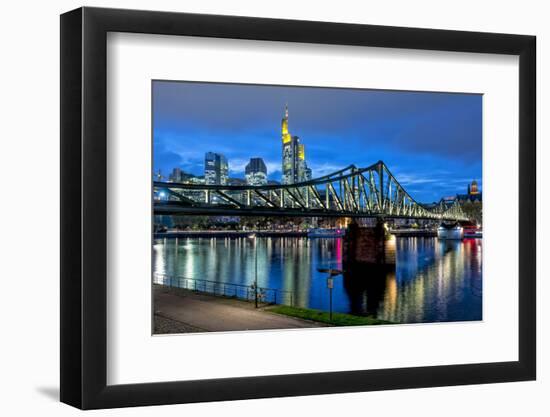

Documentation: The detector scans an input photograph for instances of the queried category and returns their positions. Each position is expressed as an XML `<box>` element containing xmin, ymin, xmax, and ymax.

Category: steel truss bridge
<box><xmin>154</xmin><ymin>160</ymin><xmax>467</xmax><ymax>221</ymax></box>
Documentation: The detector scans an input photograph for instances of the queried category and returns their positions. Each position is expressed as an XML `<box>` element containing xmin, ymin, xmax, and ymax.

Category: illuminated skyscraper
<box><xmin>245</xmin><ymin>157</ymin><xmax>268</xmax><ymax>185</ymax></box>
<box><xmin>204</xmin><ymin>152</ymin><xmax>228</xmax><ymax>185</ymax></box>
<box><xmin>281</xmin><ymin>105</ymin><xmax>311</xmax><ymax>184</ymax></box>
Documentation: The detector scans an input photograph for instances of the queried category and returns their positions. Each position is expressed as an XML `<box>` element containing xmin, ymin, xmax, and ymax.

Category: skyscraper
<box><xmin>281</xmin><ymin>104</ymin><xmax>311</xmax><ymax>184</ymax></box>
<box><xmin>245</xmin><ymin>157</ymin><xmax>268</xmax><ymax>185</ymax></box>
<box><xmin>219</xmin><ymin>154</ymin><xmax>228</xmax><ymax>185</ymax></box>
<box><xmin>168</xmin><ymin>167</ymin><xmax>184</xmax><ymax>182</ymax></box>
<box><xmin>204</xmin><ymin>152</ymin><xmax>228</xmax><ymax>185</ymax></box>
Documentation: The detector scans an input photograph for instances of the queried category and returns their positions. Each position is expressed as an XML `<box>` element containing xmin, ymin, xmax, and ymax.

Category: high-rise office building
<box><xmin>303</xmin><ymin>166</ymin><xmax>312</xmax><ymax>182</ymax></box>
<box><xmin>168</xmin><ymin>167</ymin><xmax>205</xmax><ymax>185</ymax></box>
<box><xmin>204</xmin><ymin>152</ymin><xmax>228</xmax><ymax>185</ymax></box>
<box><xmin>245</xmin><ymin>157</ymin><xmax>268</xmax><ymax>185</ymax></box>
<box><xmin>281</xmin><ymin>105</ymin><xmax>311</xmax><ymax>184</ymax></box>
<box><xmin>168</xmin><ymin>167</ymin><xmax>184</xmax><ymax>182</ymax></box>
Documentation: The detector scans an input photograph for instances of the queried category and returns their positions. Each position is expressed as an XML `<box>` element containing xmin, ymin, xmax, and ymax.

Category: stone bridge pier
<box><xmin>343</xmin><ymin>220</ymin><xmax>396</xmax><ymax>270</ymax></box>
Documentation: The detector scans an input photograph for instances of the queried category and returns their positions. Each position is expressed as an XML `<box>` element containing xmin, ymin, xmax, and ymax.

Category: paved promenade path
<box><xmin>154</xmin><ymin>286</ymin><xmax>325</xmax><ymax>333</ymax></box>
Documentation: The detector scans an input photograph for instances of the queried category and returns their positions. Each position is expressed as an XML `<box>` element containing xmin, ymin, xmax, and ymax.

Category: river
<box><xmin>153</xmin><ymin>236</ymin><xmax>482</xmax><ymax>324</ymax></box>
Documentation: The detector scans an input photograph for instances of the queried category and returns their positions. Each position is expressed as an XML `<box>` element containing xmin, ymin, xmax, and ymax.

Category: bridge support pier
<box><xmin>343</xmin><ymin>220</ymin><xmax>396</xmax><ymax>271</ymax></box>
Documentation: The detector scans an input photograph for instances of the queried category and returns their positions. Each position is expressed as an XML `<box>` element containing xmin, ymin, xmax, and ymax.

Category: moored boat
<box><xmin>437</xmin><ymin>223</ymin><xmax>463</xmax><ymax>240</ymax></box>
<box><xmin>308</xmin><ymin>228</ymin><xmax>346</xmax><ymax>238</ymax></box>
<box><xmin>463</xmin><ymin>227</ymin><xmax>483</xmax><ymax>238</ymax></box>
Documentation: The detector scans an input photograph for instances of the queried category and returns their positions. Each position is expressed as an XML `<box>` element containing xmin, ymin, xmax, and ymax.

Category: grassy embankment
<box><xmin>268</xmin><ymin>305</ymin><xmax>393</xmax><ymax>326</ymax></box>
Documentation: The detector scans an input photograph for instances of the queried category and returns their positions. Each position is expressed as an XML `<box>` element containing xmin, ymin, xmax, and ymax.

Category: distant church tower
<box><xmin>469</xmin><ymin>180</ymin><xmax>479</xmax><ymax>195</ymax></box>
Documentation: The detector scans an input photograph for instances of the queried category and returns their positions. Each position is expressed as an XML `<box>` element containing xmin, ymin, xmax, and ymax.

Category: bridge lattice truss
<box><xmin>154</xmin><ymin>161</ymin><xmax>467</xmax><ymax>221</ymax></box>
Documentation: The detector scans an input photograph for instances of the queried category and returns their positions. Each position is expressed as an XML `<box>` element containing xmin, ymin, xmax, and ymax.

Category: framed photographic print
<box><xmin>60</xmin><ymin>7</ymin><xmax>536</xmax><ymax>409</ymax></box>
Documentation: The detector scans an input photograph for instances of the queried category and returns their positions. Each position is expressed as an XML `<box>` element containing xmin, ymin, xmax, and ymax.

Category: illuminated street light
<box><xmin>248</xmin><ymin>233</ymin><xmax>259</xmax><ymax>308</ymax></box>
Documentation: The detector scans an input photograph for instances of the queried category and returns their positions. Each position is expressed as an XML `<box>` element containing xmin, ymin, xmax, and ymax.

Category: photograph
<box><xmin>152</xmin><ymin>81</ymin><xmax>483</xmax><ymax>334</ymax></box>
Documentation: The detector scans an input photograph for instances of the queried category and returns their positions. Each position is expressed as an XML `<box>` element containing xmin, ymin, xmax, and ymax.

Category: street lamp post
<box><xmin>317</xmin><ymin>268</ymin><xmax>343</xmax><ymax>321</ymax></box>
<box><xmin>249</xmin><ymin>233</ymin><xmax>259</xmax><ymax>308</ymax></box>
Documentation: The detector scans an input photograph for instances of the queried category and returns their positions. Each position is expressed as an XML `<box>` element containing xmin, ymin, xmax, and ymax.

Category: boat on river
<box><xmin>463</xmin><ymin>226</ymin><xmax>483</xmax><ymax>238</ymax></box>
<box><xmin>308</xmin><ymin>228</ymin><xmax>346</xmax><ymax>238</ymax></box>
<box><xmin>437</xmin><ymin>223</ymin><xmax>463</xmax><ymax>240</ymax></box>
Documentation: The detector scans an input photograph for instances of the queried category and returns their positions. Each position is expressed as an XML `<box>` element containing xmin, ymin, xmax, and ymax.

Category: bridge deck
<box><xmin>154</xmin><ymin>203</ymin><xmax>463</xmax><ymax>221</ymax></box>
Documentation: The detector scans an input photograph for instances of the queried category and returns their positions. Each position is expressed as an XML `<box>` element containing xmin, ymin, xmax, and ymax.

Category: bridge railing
<box><xmin>153</xmin><ymin>272</ymin><xmax>294</xmax><ymax>306</ymax></box>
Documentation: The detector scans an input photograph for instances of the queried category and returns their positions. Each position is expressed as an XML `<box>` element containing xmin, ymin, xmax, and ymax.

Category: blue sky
<box><xmin>153</xmin><ymin>81</ymin><xmax>482</xmax><ymax>203</ymax></box>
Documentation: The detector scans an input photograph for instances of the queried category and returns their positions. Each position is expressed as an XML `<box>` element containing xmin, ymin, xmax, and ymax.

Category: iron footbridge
<box><xmin>154</xmin><ymin>161</ymin><xmax>467</xmax><ymax>221</ymax></box>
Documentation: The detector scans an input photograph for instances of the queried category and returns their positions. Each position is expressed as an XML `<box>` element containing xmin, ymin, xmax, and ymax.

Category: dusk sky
<box><xmin>153</xmin><ymin>81</ymin><xmax>482</xmax><ymax>203</ymax></box>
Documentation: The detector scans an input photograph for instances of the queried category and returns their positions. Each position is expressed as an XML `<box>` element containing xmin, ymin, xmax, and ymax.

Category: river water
<box><xmin>153</xmin><ymin>236</ymin><xmax>482</xmax><ymax>324</ymax></box>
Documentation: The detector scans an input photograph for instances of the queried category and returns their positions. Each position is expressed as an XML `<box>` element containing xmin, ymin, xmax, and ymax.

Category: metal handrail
<box><xmin>153</xmin><ymin>272</ymin><xmax>294</xmax><ymax>306</ymax></box>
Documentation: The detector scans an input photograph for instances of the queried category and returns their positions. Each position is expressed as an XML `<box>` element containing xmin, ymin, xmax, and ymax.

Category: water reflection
<box><xmin>153</xmin><ymin>236</ymin><xmax>482</xmax><ymax>323</ymax></box>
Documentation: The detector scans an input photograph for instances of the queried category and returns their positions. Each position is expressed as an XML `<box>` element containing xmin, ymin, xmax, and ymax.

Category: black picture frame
<box><xmin>60</xmin><ymin>6</ymin><xmax>536</xmax><ymax>410</ymax></box>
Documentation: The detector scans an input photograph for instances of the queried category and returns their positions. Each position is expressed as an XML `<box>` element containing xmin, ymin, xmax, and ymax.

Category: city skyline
<box><xmin>153</xmin><ymin>81</ymin><xmax>482</xmax><ymax>202</ymax></box>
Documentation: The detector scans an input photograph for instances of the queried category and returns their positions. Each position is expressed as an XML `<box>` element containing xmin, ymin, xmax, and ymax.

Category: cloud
<box><xmin>308</xmin><ymin>162</ymin><xmax>349</xmax><ymax>177</ymax></box>
<box><xmin>153</xmin><ymin>81</ymin><xmax>482</xmax><ymax>202</ymax></box>
<box><xmin>397</xmin><ymin>176</ymin><xmax>440</xmax><ymax>186</ymax></box>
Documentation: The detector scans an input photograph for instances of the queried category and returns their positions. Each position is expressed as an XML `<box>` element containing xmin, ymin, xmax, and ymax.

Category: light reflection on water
<box><xmin>153</xmin><ymin>236</ymin><xmax>482</xmax><ymax>323</ymax></box>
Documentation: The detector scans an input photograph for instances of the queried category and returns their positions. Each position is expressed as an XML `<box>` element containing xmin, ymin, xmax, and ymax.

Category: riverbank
<box><xmin>390</xmin><ymin>229</ymin><xmax>437</xmax><ymax>237</ymax></box>
<box><xmin>155</xmin><ymin>230</ymin><xmax>307</xmax><ymax>239</ymax></box>
<box><xmin>156</xmin><ymin>229</ymin><xmax>440</xmax><ymax>239</ymax></box>
<box><xmin>154</xmin><ymin>285</ymin><xmax>328</xmax><ymax>333</ymax></box>
<box><xmin>267</xmin><ymin>305</ymin><xmax>393</xmax><ymax>326</ymax></box>
<box><xmin>154</xmin><ymin>314</ymin><xmax>205</xmax><ymax>334</ymax></box>
<box><xmin>154</xmin><ymin>285</ymin><xmax>394</xmax><ymax>333</ymax></box>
